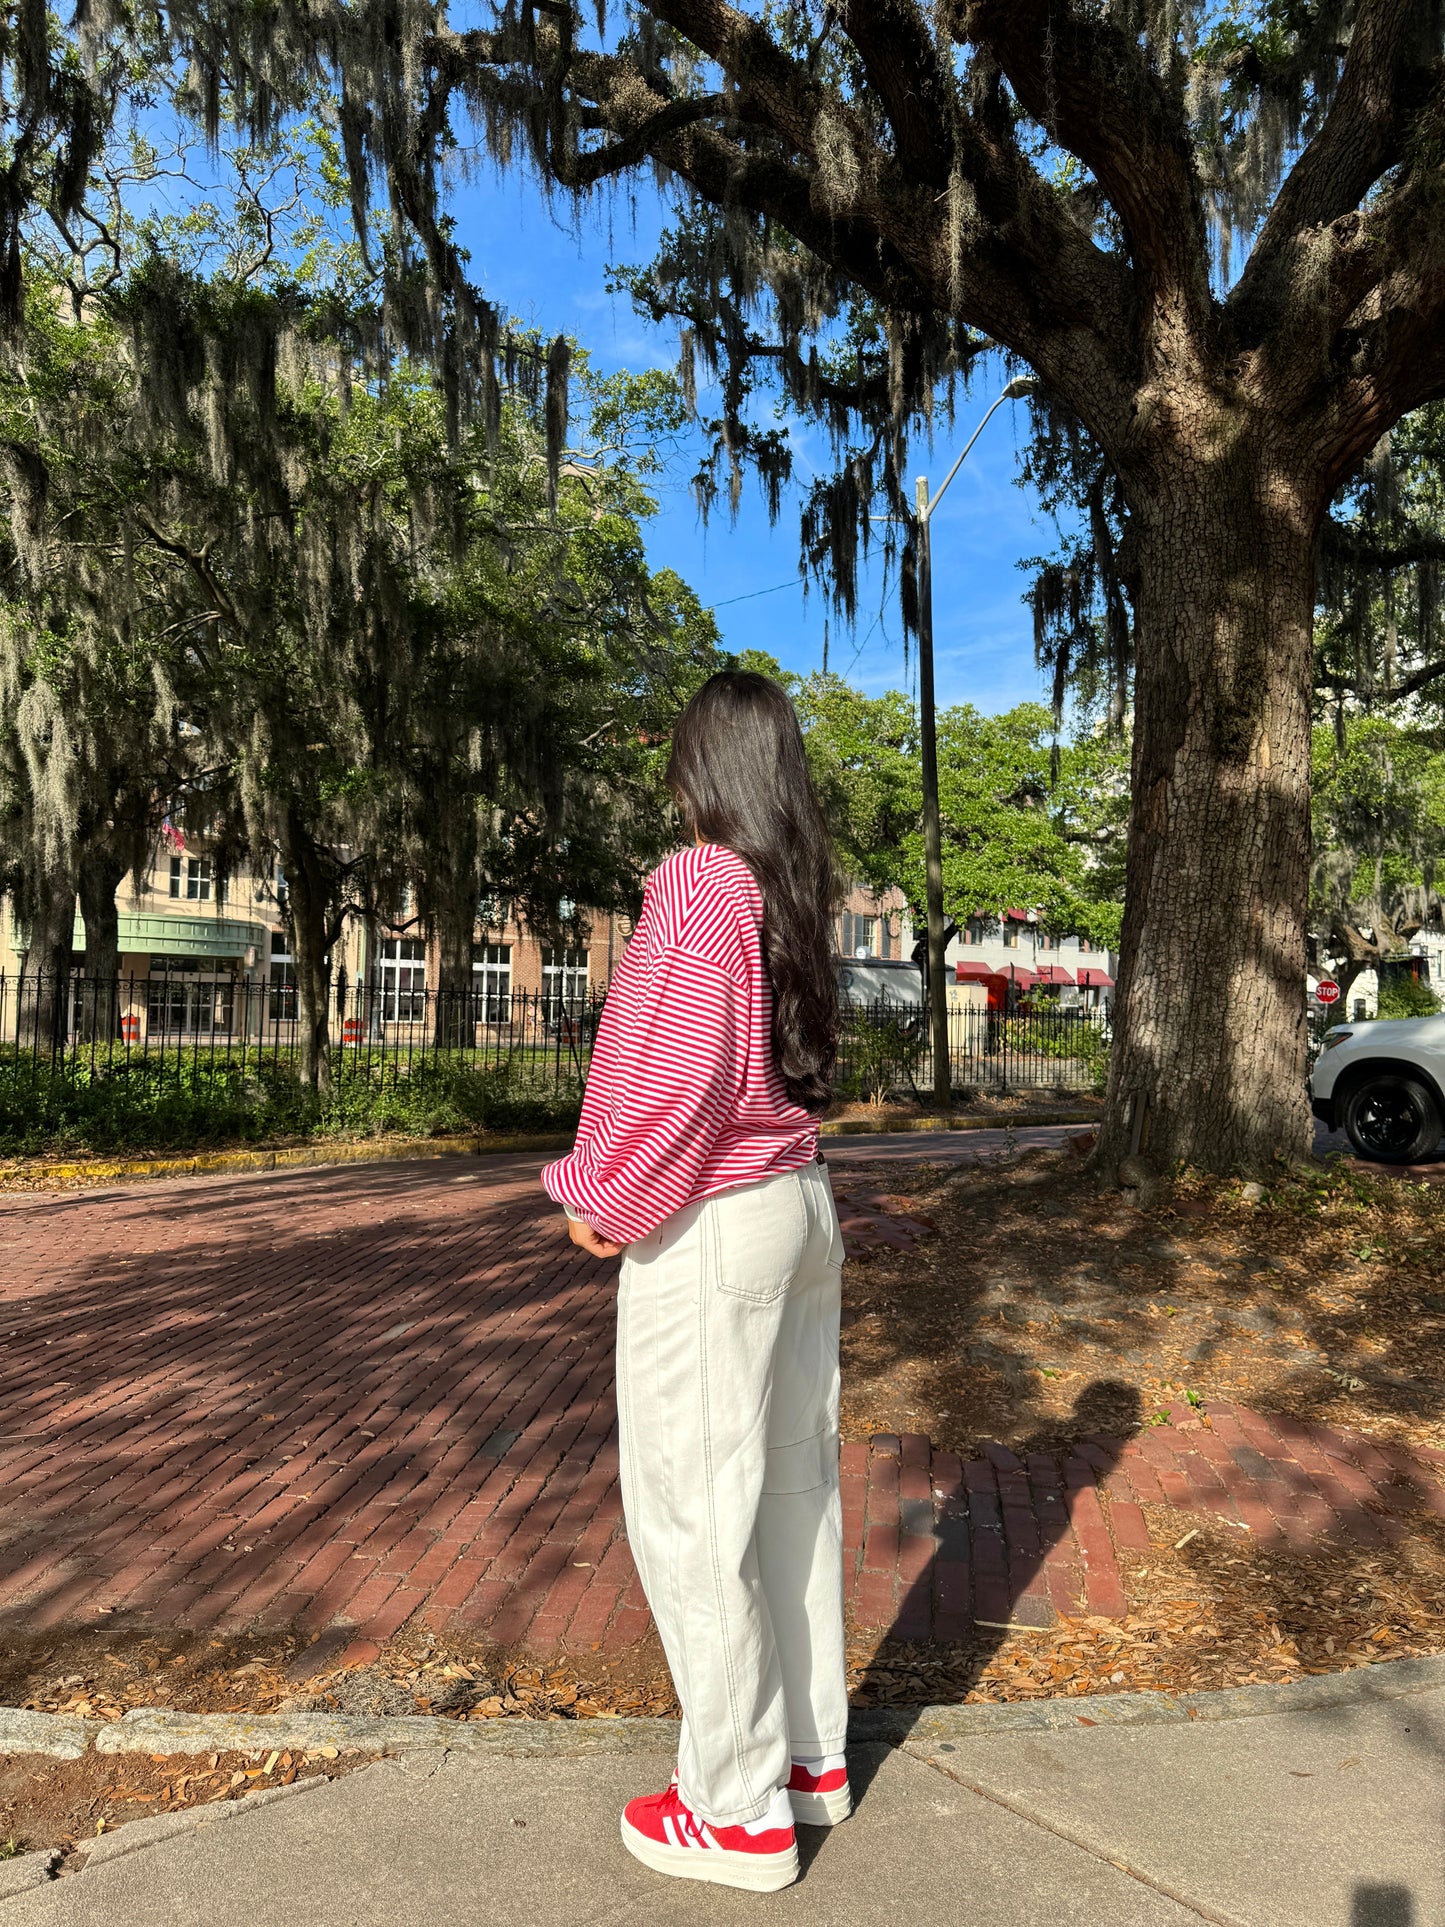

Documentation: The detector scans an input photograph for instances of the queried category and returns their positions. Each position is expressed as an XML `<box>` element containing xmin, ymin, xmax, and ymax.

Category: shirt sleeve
<box><xmin>540</xmin><ymin>936</ymin><xmax>748</xmax><ymax>1246</ymax></box>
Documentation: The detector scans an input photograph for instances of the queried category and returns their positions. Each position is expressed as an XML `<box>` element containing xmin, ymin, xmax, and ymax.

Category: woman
<box><xmin>541</xmin><ymin>670</ymin><xmax>848</xmax><ymax>1895</ymax></box>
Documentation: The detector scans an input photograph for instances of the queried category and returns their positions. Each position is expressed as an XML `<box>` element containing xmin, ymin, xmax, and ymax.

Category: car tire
<box><xmin>1342</xmin><ymin>1075</ymin><xmax>1444</xmax><ymax>1164</ymax></box>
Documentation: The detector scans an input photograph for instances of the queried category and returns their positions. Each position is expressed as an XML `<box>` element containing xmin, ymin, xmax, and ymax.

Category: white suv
<box><xmin>1311</xmin><ymin>1016</ymin><xmax>1445</xmax><ymax>1162</ymax></box>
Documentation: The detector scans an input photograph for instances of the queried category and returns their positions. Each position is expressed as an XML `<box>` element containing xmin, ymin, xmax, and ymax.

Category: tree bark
<box><xmin>77</xmin><ymin>846</ymin><xmax>126</xmax><ymax>1043</ymax></box>
<box><xmin>430</xmin><ymin>866</ymin><xmax>479</xmax><ymax>1051</ymax></box>
<box><xmin>21</xmin><ymin>866</ymin><xmax>78</xmax><ymax>1056</ymax></box>
<box><xmin>1093</xmin><ymin>445</ymin><xmax>1316</xmax><ymax>1177</ymax></box>
<box><xmin>281</xmin><ymin>813</ymin><xmax>335</xmax><ymax>1097</ymax></box>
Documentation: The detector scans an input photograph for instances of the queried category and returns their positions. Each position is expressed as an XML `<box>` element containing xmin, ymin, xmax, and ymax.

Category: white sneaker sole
<box><xmin>789</xmin><ymin>1783</ymin><xmax>852</xmax><ymax>1827</ymax></box>
<box><xmin>619</xmin><ymin>1814</ymin><xmax>800</xmax><ymax>1892</ymax></box>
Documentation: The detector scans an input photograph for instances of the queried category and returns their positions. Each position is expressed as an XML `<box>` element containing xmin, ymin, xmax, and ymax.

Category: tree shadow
<box><xmin>0</xmin><ymin>1156</ymin><xmax>625</xmax><ymax>1682</ymax></box>
<box><xmin>847</xmin><ymin>1381</ymin><xmax>1140</xmax><ymax>1725</ymax></box>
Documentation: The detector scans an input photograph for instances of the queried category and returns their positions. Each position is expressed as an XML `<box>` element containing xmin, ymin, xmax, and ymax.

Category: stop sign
<box><xmin>1316</xmin><ymin>979</ymin><xmax>1341</xmax><ymax>1006</ymax></box>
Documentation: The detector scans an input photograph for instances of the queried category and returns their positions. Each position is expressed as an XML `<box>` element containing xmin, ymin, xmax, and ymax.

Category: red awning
<box><xmin>1076</xmin><ymin>967</ymin><xmax>1115</xmax><ymax>988</ymax></box>
<box><xmin>1033</xmin><ymin>965</ymin><xmax>1076</xmax><ymax>986</ymax></box>
<box><xmin>956</xmin><ymin>960</ymin><xmax>1039</xmax><ymax>986</ymax></box>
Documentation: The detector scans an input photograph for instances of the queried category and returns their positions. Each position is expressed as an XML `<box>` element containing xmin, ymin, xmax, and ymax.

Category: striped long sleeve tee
<box><xmin>540</xmin><ymin>843</ymin><xmax>820</xmax><ymax>1246</ymax></box>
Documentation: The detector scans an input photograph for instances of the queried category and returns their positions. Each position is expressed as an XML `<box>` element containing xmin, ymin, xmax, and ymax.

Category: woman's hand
<box><xmin>566</xmin><ymin>1215</ymin><xmax>625</xmax><ymax>1260</ymax></box>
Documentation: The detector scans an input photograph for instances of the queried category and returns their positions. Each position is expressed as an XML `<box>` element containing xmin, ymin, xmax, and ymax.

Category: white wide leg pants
<box><xmin>616</xmin><ymin>1157</ymin><xmax>848</xmax><ymax>1826</ymax></box>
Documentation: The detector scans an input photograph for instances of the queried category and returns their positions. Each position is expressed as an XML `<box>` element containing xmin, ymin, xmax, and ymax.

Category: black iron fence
<box><xmin>0</xmin><ymin>970</ymin><xmax>604</xmax><ymax>1092</ymax></box>
<box><xmin>0</xmin><ymin>971</ymin><xmax>1110</xmax><ymax>1102</ymax></box>
<box><xmin>838</xmin><ymin>998</ymin><xmax>1110</xmax><ymax>1098</ymax></box>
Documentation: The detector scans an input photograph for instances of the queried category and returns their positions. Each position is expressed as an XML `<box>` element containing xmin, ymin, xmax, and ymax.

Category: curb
<box><xmin>820</xmin><ymin>1112</ymin><xmax>1098</xmax><ymax>1137</ymax></box>
<box><xmin>0</xmin><ymin>1133</ymin><xmax>576</xmax><ymax>1190</ymax></box>
<box><xmin>5</xmin><ymin>1654</ymin><xmax>1437</xmax><ymax>1762</ymax></box>
<box><xmin>0</xmin><ymin>1116</ymin><xmax>1096</xmax><ymax>1190</ymax></box>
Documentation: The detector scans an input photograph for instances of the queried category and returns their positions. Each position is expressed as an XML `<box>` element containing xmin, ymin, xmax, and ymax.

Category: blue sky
<box><xmin>456</xmin><ymin>166</ymin><xmax>1058</xmax><ymax>714</ymax></box>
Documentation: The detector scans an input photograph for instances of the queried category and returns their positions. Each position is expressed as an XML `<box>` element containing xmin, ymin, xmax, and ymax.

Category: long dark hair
<box><xmin>666</xmin><ymin>670</ymin><xmax>839</xmax><ymax>1111</ymax></box>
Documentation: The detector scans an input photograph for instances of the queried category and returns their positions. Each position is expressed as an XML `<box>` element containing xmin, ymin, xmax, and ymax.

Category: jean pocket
<box><xmin>710</xmin><ymin>1172</ymin><xmax>808</xmax><ymax>1304</ymax></box>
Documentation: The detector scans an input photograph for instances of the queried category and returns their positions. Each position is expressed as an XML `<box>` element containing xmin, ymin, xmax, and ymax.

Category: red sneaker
<box><xmin>788</xmin><ymin>1752</ymin><xmax>852</xmax><ymax>1826</ymax></box>
<box><xmin>620</xmin><ymin>1780</ymin><xmax>799</xmax><ymax>1892</ymax></box>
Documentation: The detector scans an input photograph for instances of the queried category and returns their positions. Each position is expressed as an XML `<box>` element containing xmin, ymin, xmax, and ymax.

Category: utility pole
<box><xmin>914</xmin><ymin>473</ymin><xmax>950</xmax><ymax>1110</ymax></box>
<box><xmin>911</xmin><ymin>375</ymin><xmax>1039</xmax><ymax>1111</ymax></box>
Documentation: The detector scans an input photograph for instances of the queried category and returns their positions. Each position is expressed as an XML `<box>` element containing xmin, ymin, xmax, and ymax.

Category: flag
<box><xmin>162</xmin><ymin>816</ymin><xmax>185</xmax><ymax>853</ymax></box>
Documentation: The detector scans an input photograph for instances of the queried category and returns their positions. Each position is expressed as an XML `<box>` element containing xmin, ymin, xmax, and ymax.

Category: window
<box><xmin>146</xmin><ymin>970</ymin><xmax>234</xmax><ymax>1035</ymax></box>
<box><xmin>1002</xmin><ymin>922</ymin><xmax>1019</xmax><ymax>949</ymax></box>
<box><xmin>269</xmin><ymin>930</ymin><xmax>297</xmax><ymax>1022</ymax></box>
<box><xmin>1036</xmin><ymin>930</ymin><xmax>1053</xmax><ymax>952</ymax></box>
<box><xmin>880</xmin><ymin>917</ymin><xmax>892</xmax><ymax>961</ymax></box>
<box><xmin>964</xmin><ymin>917</ymin><xmax>987</xmax><ymax>946</ymax></box>
<box><xmin>542</xmin><ymin>947</ymin><xmax>589</xmax><ymax>1022</ymax></box>
<box><xmin>1352</xmin><ymin>998</ymin><xmax>1367</xmax><ymax>1021</ymax></box>
<box><xmin>169</xmin><ymin>856</ymin><xmax>213</xmax><ymax>902</ymax></box>
<box><xmin>472</xmin><ymin>943</ymin><xmax>512</xmax><ymax>1021</ymax></box>
<box><xmin>379</xmin><ymin>938</ymin><xmax>427</xmax><ymax>1022</ymax></box>
<box><xmin>840</xmin><ymin>911</ymin><xmax>878</xmax><ymax>958</ymax></box>
<box><xmin>1077</xmin><ymin>935</ymin><xmax>1092</xmax><ymax>953</ymax></box>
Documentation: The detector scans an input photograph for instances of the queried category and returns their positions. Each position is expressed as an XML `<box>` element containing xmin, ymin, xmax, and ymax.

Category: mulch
<box><xmin>830</xmin><ymin>1146</ymin><xmax>1445</xmax><ymax>1705</ymax></box>
<box><xmin>836</xmin><ymin>1147</ymin><xmax>1445</xmax><ymax>1460</ymax></box>
<box><xmin>0</xmin><ymin>1747</ymin><xmax>375</xmax><ymax>1863</ymax></box>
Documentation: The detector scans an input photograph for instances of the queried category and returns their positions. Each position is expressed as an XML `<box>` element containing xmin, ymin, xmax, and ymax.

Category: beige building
<box><xmin>0</xmin><ymin>840</ymin><xmax>634</xmax><ymax>1043</ymax></box>
<box><xmin>3</xmin><ymin>851</ymin><xmax>925</xmax><ymax>1041</ymax></box>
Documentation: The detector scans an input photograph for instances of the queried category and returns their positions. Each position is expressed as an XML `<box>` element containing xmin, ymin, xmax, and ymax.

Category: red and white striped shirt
<box><xmin>540</xmin><ymin>843</ymin><xmax>820</xmax><ymax>1245</ymax></box>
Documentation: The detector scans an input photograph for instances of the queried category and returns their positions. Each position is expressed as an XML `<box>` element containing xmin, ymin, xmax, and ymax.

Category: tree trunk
<box><xmin>22</xmin><ymin>866</ymin><xmax>78</xmax><ymax>1057</ymax></box>
<box><xmin>431</xmin><ymin>867</ymin><xmax>480</xmax><ymax>1050</ymax></box>
<box><xmin>77</xmin><ymin>847</ymin><xmax>126</xmax><ymax>1043</ymax></box>
<box><xmin>281</xmin><ymin>814</ymin><xmax>335</xmax><ymax>1096</ymax></box>
<box><xmin>427</xmin><ymin>809</ymin><xmax>480</xmax><ymax>1050</ymax></box>
<box><xmin>432</xmin><ymin>909</ymin><xmax>476</xmax><ymax>1050</ymax></box>
<box><xmin>1094</xmin><ymin>451</ymin><xmax>1315</xmax><ymax>1178</ymax></box>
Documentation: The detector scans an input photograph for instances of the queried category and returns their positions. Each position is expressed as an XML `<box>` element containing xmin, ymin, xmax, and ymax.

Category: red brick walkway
<box><xmin>1</xmin><ymin>1156</ymin><xmax>1442</xmax><ymax>1663</ymax></box>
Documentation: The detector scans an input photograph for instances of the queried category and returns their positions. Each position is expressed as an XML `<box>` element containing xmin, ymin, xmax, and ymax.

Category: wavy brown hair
<box><xmin>666</xmin><ymin>670</ymin><xmax>839</xmax><ymax>1111</ymax></box>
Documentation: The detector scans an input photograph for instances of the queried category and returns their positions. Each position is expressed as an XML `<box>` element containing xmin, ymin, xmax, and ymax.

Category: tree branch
<box><xmin>1307</xmin><ymin>107</ymin><xmax>1445</xmax><ymax>487</ymax></box>
<box><xmin>835</xmin><ymin>0</ymin><xmax>955</xmax><ymax>190</ymax></box>
<box><xmin>954</xmin><ymin>0</ymin><xmax>1211</xmax><ymax>348</ymax></box>
<box><xmin>547</xmin><ymin>12</ymin><xmax>1135</xmax><ymax>439</ymax></box>
<box><xmin>1235</xmin><ymin>0</ymin><xmax>1438</xmax><ymax>328</ymax></box>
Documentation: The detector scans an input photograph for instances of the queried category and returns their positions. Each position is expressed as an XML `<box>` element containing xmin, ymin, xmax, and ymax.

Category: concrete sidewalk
<box><xmin>6</xmin><ymin>1671</ymin><xmax>1439</xmax><ymax>1925</ymax></box>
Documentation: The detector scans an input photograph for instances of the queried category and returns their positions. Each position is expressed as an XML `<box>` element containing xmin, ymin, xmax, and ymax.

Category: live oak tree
<box><xmin>0</xmin><ymin>109</ymin><xmax>716</xmax><ymax>1088</ymax></box>
<box><xmin>0</xmin><ymin>273</ymin><xmax>207</xmax><ymax>1045</ymax></box>
<box><xmin>1315</xmin><ymin>402</ymin><xmax>1445</xmax><ymax>722</ymax></box>
<box><xmin>24</xmin><ymin>1</ymin><xmax>1445</xmax><ymax>1169</ymax></box>
<box><xmin>333</xmin><ymin>0</ymin><xmax>1445</xmax><ymax>1176</ymax></box>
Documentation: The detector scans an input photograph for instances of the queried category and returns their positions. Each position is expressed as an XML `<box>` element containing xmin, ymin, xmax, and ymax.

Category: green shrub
<box><xmin>1375</xmin><ymin>973</ymin><xmax>1442</xmax><ymax>1020</ymax></box>
<box><xmin>0</xmin><ymin>1045</ymin><xmax>581</xmax><ymax>1156</ymax></box>
<box><xmin>1002</xmin><ymin>1009</ymin><xmax>1110</xmax><ymax>1090</ymax></box>
<box><xmin>836</xmin><ymin>1006</ymin><xmax>928</xmax><ymax>1105</ymax></box>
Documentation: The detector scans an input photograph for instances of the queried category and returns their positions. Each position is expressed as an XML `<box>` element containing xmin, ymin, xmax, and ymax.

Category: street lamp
<box><xmin>912</xmin><ymin>374</ymin><xmax>1040</xmax><ymax>1108</ymax></box>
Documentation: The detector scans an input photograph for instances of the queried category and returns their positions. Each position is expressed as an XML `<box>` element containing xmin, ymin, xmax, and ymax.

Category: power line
<box><xmin>711</xmin><ymin>578</ymin><xmax>799</xmax><ymax>608</ymax></box>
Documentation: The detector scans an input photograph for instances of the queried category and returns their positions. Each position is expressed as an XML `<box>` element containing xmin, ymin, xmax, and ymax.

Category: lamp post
<box><xmin>912</xmin><ymin>374</ymin><xmax>1039</xmax><ymax>1108</ymax></box>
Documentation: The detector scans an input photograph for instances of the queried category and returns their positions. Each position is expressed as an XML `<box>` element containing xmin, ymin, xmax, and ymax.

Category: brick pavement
<box><xmin>1</xmin><ymin>1155</ymin><xmax>1442</xmax><ymax>1668</ymax></box>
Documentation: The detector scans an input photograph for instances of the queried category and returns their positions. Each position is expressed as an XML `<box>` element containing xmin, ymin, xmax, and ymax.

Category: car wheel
<box><xmin>1342</xmin><ymin>1075</ymin><xmax>1444</xmax><ymax>1164</ymax></box>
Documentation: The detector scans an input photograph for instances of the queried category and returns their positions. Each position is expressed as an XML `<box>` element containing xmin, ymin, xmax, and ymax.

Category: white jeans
<box><xmin>616</xmin><ymin>1157</ymin><xmax>848</xmax><ymax>1826</ymax></box>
